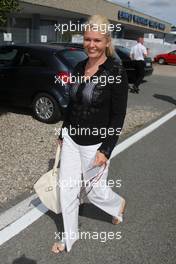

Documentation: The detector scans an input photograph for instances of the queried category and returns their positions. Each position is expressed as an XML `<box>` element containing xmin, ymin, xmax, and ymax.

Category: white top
<box><xmin>130</xmin><ymin>43</ymin><xmax>147</xmax><ymax>61</ymax></box>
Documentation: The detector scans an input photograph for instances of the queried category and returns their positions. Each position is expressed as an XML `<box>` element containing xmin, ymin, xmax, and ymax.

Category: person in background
<box><xmin>130</xmin><ymin>36</ymin><xmax>148</xmax><ymax>93</ymax></box>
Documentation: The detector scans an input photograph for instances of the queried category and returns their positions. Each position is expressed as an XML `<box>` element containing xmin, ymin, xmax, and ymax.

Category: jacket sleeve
<box><xmin>58</xmin><ymin>60</ymin><xmax>83</xmax><ymax>140</ymax></box>
<box><xmin>97</xmin><ymin>65</ymin><xmax>128</xmax><ymax>158</ymax></box>
<box><xmin>58</xmin><ymin>101</ymin><xmax>72</xmax><ymax>140</ymax></box>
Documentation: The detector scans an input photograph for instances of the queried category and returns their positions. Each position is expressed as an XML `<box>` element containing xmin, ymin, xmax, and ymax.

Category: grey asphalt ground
<box><xmin>0</xmin><ymin>89</ymin><xmax>176</xmax><ymax>263</ymax></box>
<box><xmin>0</xmin><ymin>69</ymin><xmax>176</xmax><ymax>263</ymax></box>
<box><xmin>128</xmin><ymin>74</ymin><xmax>176</xmax><ymax>112</ymax></box>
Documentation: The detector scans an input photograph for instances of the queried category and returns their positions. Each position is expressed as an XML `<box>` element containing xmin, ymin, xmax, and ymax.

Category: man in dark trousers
<box><xmin>130</xmin><ymin>36</ymin><xmax>148</xmax><ymax>93</ymax></box>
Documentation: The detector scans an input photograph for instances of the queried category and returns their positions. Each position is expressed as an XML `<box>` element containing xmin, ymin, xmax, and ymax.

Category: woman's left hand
<box><xmin>93</xmin><ymin>151</ymin><xmax>108</xmax><ymax>167</ymax></box>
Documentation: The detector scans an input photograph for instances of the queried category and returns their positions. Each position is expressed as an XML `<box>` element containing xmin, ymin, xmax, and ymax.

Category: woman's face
<box><xmin>83</xmin><ymin>29</ymin><xmax>110</xmax><ymax>59</ymax></box>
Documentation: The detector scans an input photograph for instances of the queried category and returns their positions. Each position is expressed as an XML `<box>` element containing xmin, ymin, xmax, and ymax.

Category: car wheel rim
<box><xmin>35</xmin><ymin>97</ymin><xmax>54</xmax><ymax>120</ymax></box>
<box><xmin>159</xmin><ymin>59</ymin><xmax>164</xmax><ymax>64</ymax></box>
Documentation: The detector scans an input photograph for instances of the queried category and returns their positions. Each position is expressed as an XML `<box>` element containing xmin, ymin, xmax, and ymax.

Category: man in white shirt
<box><xmin>130</xmin><ymin>37</ymin><xmax>148</xmax><ymax>93</ymax></box>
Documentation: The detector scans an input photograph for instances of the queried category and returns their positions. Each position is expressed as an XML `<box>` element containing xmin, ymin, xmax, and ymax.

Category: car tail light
<box><xmin>68</xmin><ymin>48</ymin><xmax>77</xmax><ymax>51</ymax></box>
<box><xmin>56</xmin><ymin>71</ymin><xmax>71</xmax><ymax>84</ymax></box>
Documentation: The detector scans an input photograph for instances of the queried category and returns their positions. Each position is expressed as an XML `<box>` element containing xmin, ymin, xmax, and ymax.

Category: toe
<box><xmin>51</xmin><ymin>243</ymin><xmax>60</xmax><ymax>254</ymax></box>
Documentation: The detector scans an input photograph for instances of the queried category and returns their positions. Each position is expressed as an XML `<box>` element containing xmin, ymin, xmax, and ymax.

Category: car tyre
<box><xmin>158</xmin><ymin>58</ymin><xmax>166</xmax><ymax>65</ymax></box>
<box><xmin>32</xmin><ymin>93</ymin><xmax>61</xmax><ymax>123</ymax></box>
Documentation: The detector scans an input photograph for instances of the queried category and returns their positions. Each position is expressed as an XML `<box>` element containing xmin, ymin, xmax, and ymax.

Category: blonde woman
<box><xmin>52</xmin><ymin>14</ymin><xmax>128</xmax><ymax>254</ymax></box>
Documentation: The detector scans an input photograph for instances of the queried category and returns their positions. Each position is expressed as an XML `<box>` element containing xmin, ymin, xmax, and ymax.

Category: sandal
<box><xmin>51</xmin><ymin>240</ymin><xmax>66</xmax><ymax>254</ymax></box>
<box><xmin>112</xmin><ymin>198</ymin><xmax>126</xmax><ymax>225</ymax></box>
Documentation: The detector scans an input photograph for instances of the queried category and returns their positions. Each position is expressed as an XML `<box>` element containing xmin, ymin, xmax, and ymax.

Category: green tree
<box><xmin>0</xmin><ymin>0</ymin><xmax>20</xmax><ymax>26</ymax></box>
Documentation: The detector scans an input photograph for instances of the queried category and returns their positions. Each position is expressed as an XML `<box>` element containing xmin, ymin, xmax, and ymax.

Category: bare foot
<box><xmin>112</xmin><ymin>198</ymin><xmax>126</xmax><ymax>225</ymax></box>
<box><xmin>51</xmin><ymin>242</ymin><xmax>65</xmax><ymax>254</ymax></box>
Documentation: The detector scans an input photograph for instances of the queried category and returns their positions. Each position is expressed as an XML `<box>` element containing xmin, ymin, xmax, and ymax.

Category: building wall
<box><xmin>21</xmin><ymin>0</ymin><xmax>171</xmax><ymax>33</ymax></box>
<box><xmin>0</xmin><ymin>0</ymin><xmax>172</xmax><ymax>44</ymax></box>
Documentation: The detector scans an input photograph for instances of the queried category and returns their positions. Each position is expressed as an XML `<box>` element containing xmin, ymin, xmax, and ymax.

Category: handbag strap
<box><xmin>52</xmin><ymin>144</ymin><xmax>61</xmax><ymax>176</ymax></box>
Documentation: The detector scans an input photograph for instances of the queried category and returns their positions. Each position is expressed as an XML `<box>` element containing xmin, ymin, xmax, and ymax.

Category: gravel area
<box><xmin>0</xmin><ymin>106</ymin><xmax>162</xmax><ymax>209</ymax></box>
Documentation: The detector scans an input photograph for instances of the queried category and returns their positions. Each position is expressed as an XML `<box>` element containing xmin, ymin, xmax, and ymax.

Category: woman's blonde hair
<box><xmin>83</xmin><ymin>14</ymin><xmax>115</xmax><ymax>57</ymax></box>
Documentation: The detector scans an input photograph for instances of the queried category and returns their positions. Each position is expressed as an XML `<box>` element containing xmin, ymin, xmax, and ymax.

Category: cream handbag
<box><xmin>34</xmin><ymin>144</ymin><xmax>61</xmax><ymax>214</ymax></box>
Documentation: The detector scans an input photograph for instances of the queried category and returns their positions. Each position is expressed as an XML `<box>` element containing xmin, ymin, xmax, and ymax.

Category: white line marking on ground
<box><xmin>111</xmin><ymin>108</ymin><xmax>176</xmax><ymax>158</ymax></box>
<box><xmin>0</xmin><ymin>108</ymin><xmax>176</xmax><ymax>246</ymax></box>
<box><xmin>0</xmin><ymin>194</ymin><xmax>39</xmax><ymax>230</ymax></box>
<box><xmin>0</xmin><ymin>203</ymin><xmax>48</xmax><ymax>246</ymax></box>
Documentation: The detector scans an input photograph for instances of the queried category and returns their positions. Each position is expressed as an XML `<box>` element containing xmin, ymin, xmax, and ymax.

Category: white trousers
<box><xmin>59</xmin><ymin>130</ymin><xmax>123</xmax><ymax>252</ymax></box>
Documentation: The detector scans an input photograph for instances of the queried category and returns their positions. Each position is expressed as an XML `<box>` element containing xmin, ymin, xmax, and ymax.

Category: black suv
<box><xmin>0</xmin><ymin>44</ymin><xmax>87</xmax><ymax>123</ymax></box>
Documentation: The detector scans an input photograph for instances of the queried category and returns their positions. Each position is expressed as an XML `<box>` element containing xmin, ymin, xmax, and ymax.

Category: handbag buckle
<box><xmin>45</xmin><ymin>186</ymin><xmax>53</xmax><ymax>192</ymax></box>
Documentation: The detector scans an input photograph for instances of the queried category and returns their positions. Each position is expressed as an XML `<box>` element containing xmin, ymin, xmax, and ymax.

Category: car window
<box><xmin>115</xmin><ymin>46</ymin><xmax>130</xmax><ymax>60</ymax></box>
<box><xmin>0</xmin><ymin>47</ymin><xmax>18</xmax><ymax>66</ymax></box>
<box><xmin>20</xmin><ymin>51</ymin><xmax>46</xmax><ymax>67</ymax></box>
<box><xmin>57</xmin><ymin>49</ymin><xmax>87</xmax><ymax>68</ymax></box>
<box><xmin>169</xmin><ymin>50</ymin><xmax>176</xmax><ymax>55</ymax></box>
<box><xmin>116</xmin><ymin>46</ymin><xmax>131</xmax><ymax>56</ymax></box>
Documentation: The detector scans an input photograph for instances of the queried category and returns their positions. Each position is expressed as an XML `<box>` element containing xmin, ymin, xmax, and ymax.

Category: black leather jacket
<box><xmin>59</xmin><ymin>56</ymin><xmax>128</xmax><ymax>159</ymax></box>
